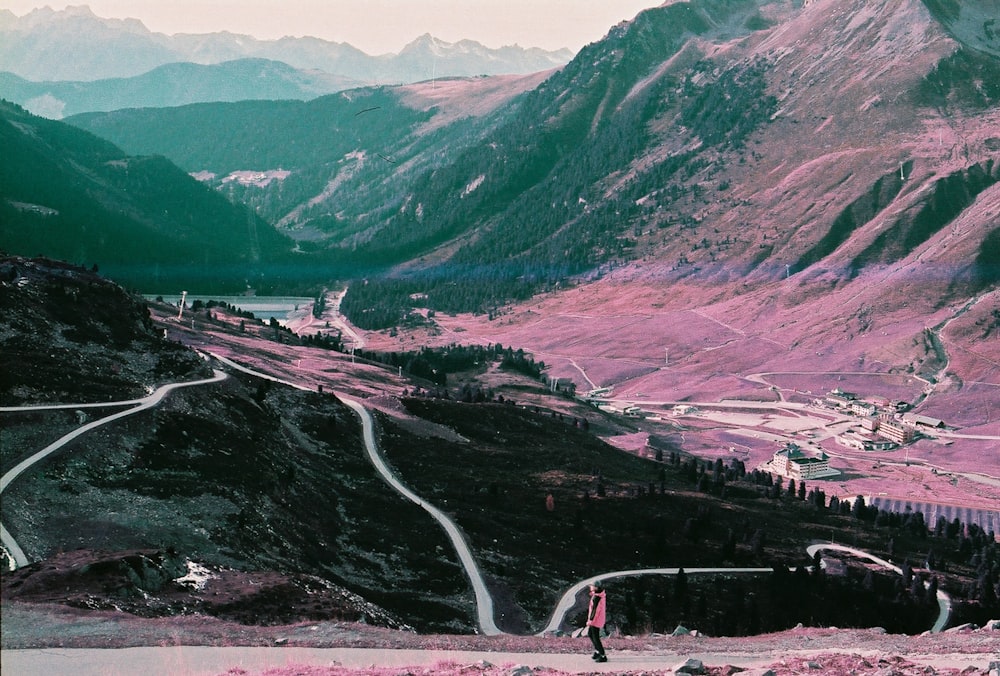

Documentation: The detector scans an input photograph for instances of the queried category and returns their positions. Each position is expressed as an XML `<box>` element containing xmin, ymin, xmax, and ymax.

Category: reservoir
<box><xmin>148</xmin><ymin>295</ymin><xmax>314</xmax><ymax>323</ymax></box>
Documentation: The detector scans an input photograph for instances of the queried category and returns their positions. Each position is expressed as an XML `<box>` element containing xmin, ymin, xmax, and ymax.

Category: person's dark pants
<box><xmin>588</xmin><ymin>625</ymin><xmax>605</xmax><ymax>656</ymax></box>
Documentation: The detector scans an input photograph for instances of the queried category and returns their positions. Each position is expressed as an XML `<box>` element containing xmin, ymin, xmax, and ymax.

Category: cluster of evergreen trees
<box><xmin>611</xmin><ymin>558</ymin><xmax>941</xmax><ymax>637</ymax></box>
<box><xmin>596</xmin><ymin>452</ymin><xmax>999</xmax><ymax>635</ymax></box>
<box><xmin>350</xmin><ymin>342</ymin><xmax>544</xmax><ymax>387</ymax></box>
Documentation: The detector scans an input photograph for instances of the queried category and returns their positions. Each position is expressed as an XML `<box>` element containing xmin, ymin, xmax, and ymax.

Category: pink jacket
<box><xmin>586</xmin><ymin>590</ymin><xmax>606</xmax><ymax>628</ymax></box>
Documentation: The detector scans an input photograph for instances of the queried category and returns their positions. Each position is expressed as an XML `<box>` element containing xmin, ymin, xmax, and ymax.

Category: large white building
<box><xmin>878</xmin><ymin>419</ymin><xmax>915</xmax><ymax>444</ymax></box>
<box><xmin>769</xmin><ymin>445</ymin><xmax>840</xmax><ymax>480</ymax></box>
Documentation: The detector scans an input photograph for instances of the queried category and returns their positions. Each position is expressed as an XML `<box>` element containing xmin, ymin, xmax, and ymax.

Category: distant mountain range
<box><xmin>0</xmin><ymin>59</ymin><xmax>360</xmax><ymax>119</ymax></box>
<box><xmin>0</xmin><ymin>5</ymin><xmax>573</xmax><ymax>116</ymax></box>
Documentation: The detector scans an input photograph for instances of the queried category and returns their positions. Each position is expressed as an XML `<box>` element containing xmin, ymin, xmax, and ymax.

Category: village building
<box><xmin>851</xmin><ymin>401</ymin><xmax>878</xmax><ymax>417</ymax></box>
<box><xmin>824</xmin><ymin>388</ymin><xmax>857</xmax><ymax>409</ymax></box>
<box><xmin>546</xmin><ymin>377</ymin><xmax>576</xmax><ymax>396</ymax></box>
<box><xmin>902</xmin><ymin>413</ymin><xmax>945</xmax><ymax>429</ymax></box>
<box><xmin>836</xmin><ymin>435</ymin><xmax>866</xmax><ymax>450</ymax></box>
<box><xmin>836</xmin><ymin>431</ymin><xmax>896</xmax><ymax>451</ymax></box>
<box><xmin>768</xmin><ymin>444</ymin><xmax>840</xmax><ymax>480</ymax></box>
<box><xmin>877</xmin><ymin>419</ymin><xmax>916</xmax><ymax>445</ymax></box>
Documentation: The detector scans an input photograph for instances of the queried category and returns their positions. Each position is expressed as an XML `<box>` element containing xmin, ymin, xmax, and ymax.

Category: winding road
<box><xmin>1</xmin><ymin>357</ymin><xmax>952</xmax><ymax>635</ymax></box>
<box><xmin>539</xmin><ymin>543</ymin><xmax>951</xmax><ymax>635</ymax></box>
<box><xmin>205</xmin><ymin>352</ymin><xmax>502</xmax><ymax>635</ymax></box>
<box><xmin>0</xmin><ymin>370</ymin><xmax>228</xmax><ymax>569</ymax></box>
<box><xmin>340</xmin><ymin>396</ymin><xmax>501</xmax><ymax>636</ymax></box>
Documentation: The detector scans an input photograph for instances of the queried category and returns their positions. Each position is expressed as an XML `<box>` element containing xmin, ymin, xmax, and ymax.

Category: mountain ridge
<box><xmin>0</xmin><ymin>4</ymin><xmax>573</xmax><ymax>84</ymax></box>
<box><xmin>0</xmin><ymin>58</ymin><xmax>362</xmax><ymax>119</ymax></box>
<box><xmin>6</xmin><ymin>0</ymin><xmax>999</xmax><ymax>400</ymax></box>
<box><xmin>0</xmin><ymin>100</ymin><xmax>296</xmax><ymax>292</ymax></box>
<box><xmin>62</xmin><ymin>0</ymin><xmax>998</xmax><ymax>299</ymax></box>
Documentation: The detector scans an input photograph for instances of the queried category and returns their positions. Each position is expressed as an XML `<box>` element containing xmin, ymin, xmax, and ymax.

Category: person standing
<box><xmin>586</xmin><ymin>581</ymin><xmax>608</xmax><ymax>662</ymax></box>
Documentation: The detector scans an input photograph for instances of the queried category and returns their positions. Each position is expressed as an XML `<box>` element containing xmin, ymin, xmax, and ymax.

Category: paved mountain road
<box><xmin>205</xmin><ymin>354</ymin><xmax>952</xmax><ymax>638</ymax></box>
<box><xmin>0</xmin><ymin>370</ymin><xmax>228</xmax><ymax>569</ymax></box>
<box><xmin>207</xmin><ymin>352</ymin><xmax>502</xmax><ymax>636</ymax></box>
<box><xmin>1</xmin><ymin>355</ymin><xmax>953</xmax><ymax>640</ymax></box>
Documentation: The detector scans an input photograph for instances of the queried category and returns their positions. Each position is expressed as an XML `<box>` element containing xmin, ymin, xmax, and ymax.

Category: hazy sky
<box><xmin>1</xmin><ymin>1</ymin><xmax>661</xmax><ymax>54</ymax></box>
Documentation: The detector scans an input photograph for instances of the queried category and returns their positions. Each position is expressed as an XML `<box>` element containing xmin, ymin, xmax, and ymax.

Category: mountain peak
<box><xmin>401</xmin><ymin>33</ymin><xmax>458</xmax><ymax>52</ymax></box>
<box><xmin>62</xmin><ymin>4</ymin><xmax>98</xmax><ymax>17</ymax></box>
<box><xmin>0</xmin><ymin>7</ymin><xmax>571</xmax><ymax>82</ymax></box>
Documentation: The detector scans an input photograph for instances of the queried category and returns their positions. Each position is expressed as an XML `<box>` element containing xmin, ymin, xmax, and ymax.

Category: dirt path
<box><xmin>2</xmin><ymin>644</ymin><xmax>995</xmax><ymax>676</ymax></box>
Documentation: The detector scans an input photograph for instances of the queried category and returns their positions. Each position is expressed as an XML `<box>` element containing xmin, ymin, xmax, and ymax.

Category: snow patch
<box><xmin>221</xmin><ymin>170</ymin><xmax>291</xmax><ymax>187</ymax></box>
<box><xmin>175</xmin><ymin>560</ymin><xmax>215</xmax><ymax>591</ymax></box>
<box><xmin>462</xmin><ymin>174</ymin><xmax>485</xmax><ymax>197</ymax></box>
<box><xmin>8</xmin><ymin>201</ymin><xmax>58</xmax><ymax>216</ymax></box>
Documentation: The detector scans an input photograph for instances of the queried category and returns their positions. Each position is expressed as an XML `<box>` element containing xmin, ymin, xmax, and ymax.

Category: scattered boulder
<box><xmin>673</xmin><ymin>657</ymin><xmax>706</xmax><ymax>674</ymax></box>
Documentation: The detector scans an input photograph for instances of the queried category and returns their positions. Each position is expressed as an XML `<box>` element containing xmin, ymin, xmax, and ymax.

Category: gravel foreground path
<box><xmin>2</xmin><ymin>646</ymin><xmax>997</xmax><ymax>676</ymax></box>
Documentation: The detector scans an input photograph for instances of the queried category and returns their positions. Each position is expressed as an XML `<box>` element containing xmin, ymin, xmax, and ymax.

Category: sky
<box><xmin>0</xmin><ymin>1</ymin><xmax>661</xmax><ymax>54</ymax></box>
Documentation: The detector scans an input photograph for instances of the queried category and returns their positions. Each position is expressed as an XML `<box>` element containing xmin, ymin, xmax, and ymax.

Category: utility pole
<box><xmin>664</xmin><ymin>348</ymin><xmax>669</xmax><ymax>366</ymax></box>
<box><xmin>177</xmin><ymin>290</ymin><xmax>187</xmax><ymax>320</ymax></box>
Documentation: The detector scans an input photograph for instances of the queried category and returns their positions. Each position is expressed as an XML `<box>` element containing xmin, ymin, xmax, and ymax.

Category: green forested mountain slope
<box><xmin>0</xmin><ymin>101</ymin><xmax>295</xmax><ymax>292</ymax></box>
